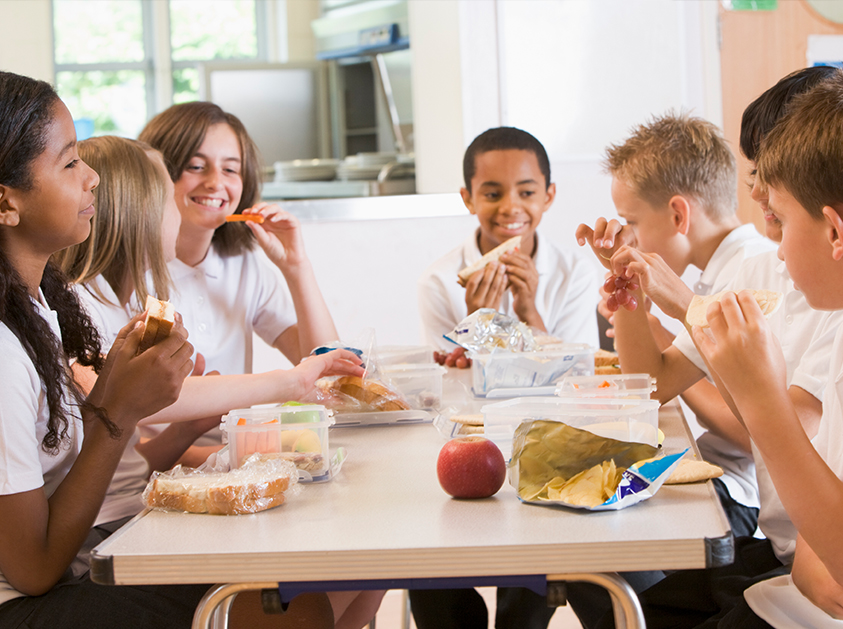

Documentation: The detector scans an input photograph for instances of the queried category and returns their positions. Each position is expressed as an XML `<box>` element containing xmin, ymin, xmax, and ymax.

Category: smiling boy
<box><xmin>418</xmin><ymin>127</ymin><xmax>599</xmax><ymax>362</ymax></box>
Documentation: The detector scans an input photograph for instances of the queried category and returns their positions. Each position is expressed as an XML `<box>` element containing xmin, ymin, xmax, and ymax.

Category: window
<box><xmin>53</xmin><ymin>0</ymin><xmax>267</xmax><ymax>139</ymax></box>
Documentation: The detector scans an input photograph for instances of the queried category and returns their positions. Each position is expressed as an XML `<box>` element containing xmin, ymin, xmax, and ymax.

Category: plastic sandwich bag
<box><xmin>444</xmin><ymin>309</ymin><xmax>539</xmax><ymax>354</ymax></box>
<box><xmin>143</xmin><ymin>454</ymin><xmax>300</xmax><ymax>515</ymax></box>
<box><xmin>511</xmin><ymin>419</ymin><xmax>687</xmax><ymax>511</ymax></box>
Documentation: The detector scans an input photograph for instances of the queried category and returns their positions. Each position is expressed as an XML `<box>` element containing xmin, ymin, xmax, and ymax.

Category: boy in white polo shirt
<box><xmin>414</xmin><ymin>127</ymin><xmax>598</xmax><ymax>628</ymax></box>
<box><xmin>587</xmin><ymin>67</ymin><xmax>843</xmax><ymax>629</ymax></box>
<box><xmin>688</xmin><ymin>69</ymin><xmax>843</xmax><ymax>628</ymax></box>
<box><xmin>576</xmin><ymin>112</ymin><xmax>775</xmax><ymax>538</ymax></box>
<box><xmin>418</xmin><ymin>127</ymin><xmax>599</xmax><ymax>366</ymax></box>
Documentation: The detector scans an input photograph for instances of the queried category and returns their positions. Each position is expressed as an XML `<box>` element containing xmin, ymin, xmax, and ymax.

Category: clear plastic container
<box><xmin>222</xmin><ymin>404</ymin><xmax>332</xmax><ymax>481</ymax></box>
<box><xmin>470</xmin><ymin>344</ymin><xmax>594</xmax><ymax>397</ymax></box>
<box><xmin>377</xmin><ymin>345</ymin><xmax>435</xmax><ymax>366</ymax></box>
<box><xmin>381</xmin><ymin>363</ymin><xmax>446</xmax><ymax>409</ymax></box>
<box><xmin>480</xmin><ymin>396</ymin><xmax>660</xmax><ymax>460</ymax></box>
<box><xmin>555</xmin><ymin>374</ymin><xmax>657</xmax><ymax>399</ymax></box>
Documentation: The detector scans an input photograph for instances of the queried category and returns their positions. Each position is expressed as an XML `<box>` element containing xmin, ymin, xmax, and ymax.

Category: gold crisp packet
<box><xmin>513</xmin><ymin>420</ymin><xmax>659</xmax><ymax>506</ymax></box>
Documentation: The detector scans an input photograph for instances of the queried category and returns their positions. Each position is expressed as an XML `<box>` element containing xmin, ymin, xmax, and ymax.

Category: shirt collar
<box><xmin>169</xmin><ymin>244</ymin><xmax>223</xmax><ymax>280</ymax></box>
<box><xmin>696</xmin><ymin>224</ymin><xmax>763</xmax><ymax>294</ymax></box>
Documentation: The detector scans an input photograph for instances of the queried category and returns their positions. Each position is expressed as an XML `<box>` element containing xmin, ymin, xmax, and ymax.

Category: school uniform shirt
<box><xmin>671</xmin><ymin>224</ymin><xmax>777</xmax><ymax>510</ymax></box>
<box><xmin>744</xmin><ymin>324</ymin><xmax>843</xmax><ymax>628</ymax></box>
<box><xmin>417</xmin><ymin>229</ymin><xmax>600</xmax><ymax>351</ymax></box>
<box><xmin>146</xmin><ymin>246</ymin><xmax>297</xmax><ymax>446</ymax></box>
<box><xmin>74</xmin><ymin>278</ymin><xmax>148</xmax><ymax>526</ymax></box>
<box><xmin>0</xmin><ymin>292</ymin><xmax>83</xmax><ymax>606</ymax></box>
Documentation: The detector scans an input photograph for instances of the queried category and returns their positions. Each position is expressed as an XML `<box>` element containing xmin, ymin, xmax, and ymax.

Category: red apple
<box><xmin>436</xmin><ymin>436</ymin><xmax>506</xmax><ymax>499</ymax></box>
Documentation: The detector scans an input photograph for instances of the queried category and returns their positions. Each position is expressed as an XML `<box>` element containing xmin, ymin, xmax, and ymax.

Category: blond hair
<box><xmin>604</xmin><ymin>112</ymin><xmax>737</xmax><ymax>220</ymax></box>
<box><xmin>757</xmin><ymin>69</ymin><xmax>843</xmax><ymax>220</ymax></box>
<box><xmin>54</xmin><ymin>136</ymin><xmax>172</xmax><ymax>311</ymax></box>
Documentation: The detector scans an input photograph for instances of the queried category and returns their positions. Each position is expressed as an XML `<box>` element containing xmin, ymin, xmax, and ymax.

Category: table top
<box><xmin>91</xmin><ymin>398</ymin><xmax>731</xmax><ymax>587</ymax></box>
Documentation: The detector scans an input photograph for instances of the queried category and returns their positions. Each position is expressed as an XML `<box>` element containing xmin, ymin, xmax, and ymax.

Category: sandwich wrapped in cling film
<box><xmin>511</xmin><ymin>419</ymin><xmax>687</xmax><ymax>511</ymax></box>
<box><xmin>445</xmin><ymin>309</ymin><xmax>540</xmax><ymax>354</ymax></box>
<box><xmin>143</xmin><ymin>454</ymin><xmax>300</xmax><ymax>515</ymax></box>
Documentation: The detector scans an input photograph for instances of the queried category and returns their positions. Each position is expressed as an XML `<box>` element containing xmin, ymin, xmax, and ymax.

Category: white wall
<box><xmin>0</xmin><ymin>0</ymin><xmax>53</xmax><ymax>80</ymax></box>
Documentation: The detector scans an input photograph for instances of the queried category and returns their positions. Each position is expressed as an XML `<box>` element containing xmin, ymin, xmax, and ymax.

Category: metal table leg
<box><xmin>547</xmin><ymin>572</ymin><xmax>646</xmax><ymax>629</ymax></box>
<box><xmin>192</xmin><ymin>582</ymin><xmax>278</xmax><ymax>629</ymax></box>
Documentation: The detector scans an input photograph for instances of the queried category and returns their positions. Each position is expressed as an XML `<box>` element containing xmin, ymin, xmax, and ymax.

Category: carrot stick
<box><xmin>225</xmin><ymin>214</ymin><xmax>264</xmax><ymax>224</ymax></box>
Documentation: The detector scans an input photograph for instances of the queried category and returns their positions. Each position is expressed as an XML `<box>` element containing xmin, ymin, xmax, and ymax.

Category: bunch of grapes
<box><xmin>604</xmin><ymin>274</ymin><xmax>639</xmax><ymax>312</ymax></box>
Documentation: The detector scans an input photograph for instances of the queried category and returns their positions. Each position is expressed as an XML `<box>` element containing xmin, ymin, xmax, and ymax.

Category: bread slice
<box><xmin>594</xmin><ymin>348</ymin><xmax>620</xmax><ymax>368</ymax></box>
<box><xmin>457</xmin><ymin>235</ymin><xmax>521</xmax><ymax>286</ymax></box>
<box><xmin>330</xmin><ymin>376</ymin><xmax>410</xmax><ymax>411</ymax></box>
<box><xmin>146</xmin><ymin>470</ymin><xmax>290</xmax><ymax>515</ymax></box>
<box><xmin>685</xmin><ymin>289</ymin><xmax>783</xmax><ymax>328</ymax></box>
<box><xmin>138</xmin><ymin>295</ymin><xmax>175</xmax><ymax>354</ymax></box>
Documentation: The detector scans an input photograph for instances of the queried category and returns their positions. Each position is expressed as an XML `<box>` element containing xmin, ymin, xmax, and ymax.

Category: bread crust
<box><xmin>138</xmin><ymin>295</ymin><xmax>175</xmax><ymax>354</ymax></box>
<box><xmin>147</xmin><ymin>474</ymin><xmax>290</xmax><ymax>515</ymax></box>
<box><xmin>457</xmin><ymin>235</ymin><xmax>521</xmax><ymax>286</ymax></box>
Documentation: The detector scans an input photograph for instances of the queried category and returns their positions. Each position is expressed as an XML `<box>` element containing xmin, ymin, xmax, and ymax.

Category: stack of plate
<box><xmin>274</xmin><ymin>159</ymin><xmax>339</xmax><ymax>182</ymax></box>
<box><xmin>336</xmin><ymin>155</ymin><xmax>385</xmax><ymax>181</ymax></box>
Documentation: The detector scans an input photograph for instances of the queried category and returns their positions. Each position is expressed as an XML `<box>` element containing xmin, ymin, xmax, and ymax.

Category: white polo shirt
<box><xmin>74</xmin><ymin>278</ymin><xmax>150</xmax><ymax>526</ymax></box>
<box><xmin>160</xmin><ymin>246</ymin><xmax>296</xmax><ymax>447</ymax></box>
<box><xmin>0</xmin><ymin>293</ymin><xmax>83</xmax><ymax>606</ymax></box>
<box><xmin>417</xmin><ymin>230</ymin><xmax>600</xmax><ymax>351</ymax></box>
<box><xmin>168</xmin><ymin>244</ymin><xmax>297</xmax><ymax>376</ymax></box>
<box><xmin>671</xmin><ymin>224</ymin><xmax>777</xmax><ymax>509</ymax></box>
<box><xmin>744</xmin><ymin>325</ymin><xmax>843</xmax><ymax>628</ymax></box>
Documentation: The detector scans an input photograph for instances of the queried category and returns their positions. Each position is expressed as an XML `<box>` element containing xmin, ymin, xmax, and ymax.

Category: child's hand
<box><xmin>500</xmin><ymin>251</ymin><xmax>543</xmax><ymax>328</ymax></box>
<box><xmin>243</xmin><ymin>203</ymin><xmax>308</xmax><ymax>271</ymax></box>
<box><xmin>91</xmin><ymin>315</ymin><xmax>195</xmax><ymax>428</ymax></box>
<box><xmin>575</xmin><ymin>218</ymin><xmax>635</xmax><ymax>270</ymax></box>
<box><xmin>464</xmin><ymin>262</ymin><xmax>507</xmax><ymax>314</ymax></box>
<box><xmin>290</xmin><ymin>349</ymin><xmax>365</xmax><ymax>399</ymax></box>
<box><xmin>692</xmin><ymin>291</ymin><xmax>787</xmax><ymax>403</ymax></box>
<box><xmin>610</xmin><ymin>246</ymin><xmax>695</xmax><ymax>320</ymax></box>
<box><xmin>434</xmin><ymin>347</ymin><xmax>472</xmax><ymax>369</ymax></box>
<box><xmin>792</xmin><ymin>538</ymin><xmax>843</xmax><ymax>619</ymax></box>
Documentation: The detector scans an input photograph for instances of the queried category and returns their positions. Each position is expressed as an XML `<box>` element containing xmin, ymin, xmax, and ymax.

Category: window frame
<box><xmin>51</xmin><ymin>0</ymin><xmax>271</xmax><ymax>129</ymax></box>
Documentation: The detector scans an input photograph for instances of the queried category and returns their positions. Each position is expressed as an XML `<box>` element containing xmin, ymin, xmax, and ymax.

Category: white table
<box><xmin>91</xmin><ymin>402</ymin><xmax>732</xmax><ymax>629</ymax></box>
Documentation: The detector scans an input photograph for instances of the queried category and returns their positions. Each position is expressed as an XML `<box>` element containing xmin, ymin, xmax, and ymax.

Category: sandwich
<box><xmin>594</xmin><ymin>349</ymin><xmax>621</xmax><ymax>375</ymax></box>
<box><xmin>457</xmin><ymin>235</ymin><xmax>521</xmax><ymax>287</ymax></box>
<box><xmin>145</xmin><ymin>465</ymin><xmax>293</xmax><ymax>515</ymax></box>
<box><xmin>685</xmin><ymin>289</ymin><xmax>783</xmax><ymax>329</ymax></box>
<box><xmin>138</xmin><ymin>295</ymin><xmax>175</xmax><ymax>354</ymax></box>
<box><xmin>327</xmin><ymin>376</ymin><xmax>410</xmax><ymax>412</ymax></box>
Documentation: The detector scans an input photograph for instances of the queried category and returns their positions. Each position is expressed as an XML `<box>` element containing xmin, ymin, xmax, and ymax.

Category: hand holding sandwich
<box><xmin>464</xmin><ymin>261</ymin><xmax>508</xmax><ymax>314</ymax></box>
<box><xmin>502</xmin><ymin>251</ymin><xmax>545</xmax><ymax>331</ymax></box>
<box><xmin>88</xmin><ymin>311</ymin><xmax>194</xmax><ymax>430</ymax></box>
<box><xmin>692</xmin><ymin>290</ymin><xmax>788</xmax><ymax>411</ymax></box>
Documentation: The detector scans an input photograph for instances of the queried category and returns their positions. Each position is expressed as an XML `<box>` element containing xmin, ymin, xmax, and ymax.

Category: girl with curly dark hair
<box><xmin>0</xmin><ymin>71</ymin><xmax>209</xmax><ymax>628</ymax></box>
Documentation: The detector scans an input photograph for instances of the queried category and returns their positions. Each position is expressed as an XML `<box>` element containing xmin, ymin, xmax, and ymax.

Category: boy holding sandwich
<box><xmin>697</xmin><ymin>67</ymin><xmax>843</xmax><ymax>627</ymax></box>
<box><xmin>413</xmin><ymin>127</ymin><xmax>598</xmax><ymax>627</ymax></box>
<box><xmin>418</xmin><ymin>126</ymin><xmax>599</xmax><ymax>367</ymax></box>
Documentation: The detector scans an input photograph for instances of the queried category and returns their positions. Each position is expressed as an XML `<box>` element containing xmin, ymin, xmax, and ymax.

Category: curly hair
<box><xmin>0</xmin><ymin>71</ymin><xmax>111</xmax><ymax>453</ymax></box>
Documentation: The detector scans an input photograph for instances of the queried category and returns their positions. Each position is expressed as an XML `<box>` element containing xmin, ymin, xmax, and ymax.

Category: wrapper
<box><xmin>511</xmin><ymin>419</ymin><xmax>686</xmax><ymax>511</ymax></box>
<box><xmin>444</xmin><ymin>309</ymin><xmax>539</xmax><ymax>354</ymax></box>
<box><xmin>143</xmin><ymin>454</ymin><xmax>299</xmax><ymax>515</ymax></box>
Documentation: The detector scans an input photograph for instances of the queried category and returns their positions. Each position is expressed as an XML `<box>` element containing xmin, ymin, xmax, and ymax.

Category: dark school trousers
<box><xmin>594</xmin><ymin>536</ymin><xmax>787</xmax><ymax>629</ymax></box>
<box><xmin>409</xmin><ymin>586</ymin><xmax>557</xmax><ymax>629</ymax></box>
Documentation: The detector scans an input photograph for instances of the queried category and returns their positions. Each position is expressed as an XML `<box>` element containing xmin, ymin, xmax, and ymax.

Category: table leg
<box><xmin>546</xmin><ymin>572</ymin><xmax>645</xmax><ymax>629</ymax></box>
<box><xmin>192</xmin><ymin>582</ymin><xmax>278</xmax><ymax>629</ymax></box>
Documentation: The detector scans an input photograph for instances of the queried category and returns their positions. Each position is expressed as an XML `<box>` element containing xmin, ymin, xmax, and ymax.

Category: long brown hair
<box><xmin>54</xmin><ymin>136</ymin><xmax>173</xmax><ymax>310</ymax></box>
<box><xmin>139</xmin><ymin>101</ymin><xmax>262</xmax><ymax>257</ymax></box>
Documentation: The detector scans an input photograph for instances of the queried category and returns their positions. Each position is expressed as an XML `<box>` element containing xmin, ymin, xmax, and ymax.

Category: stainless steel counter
<box><xmin>263</xmin><ymin>192</ymin><xmax>468</xmax><ymax>222</ymax></box>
